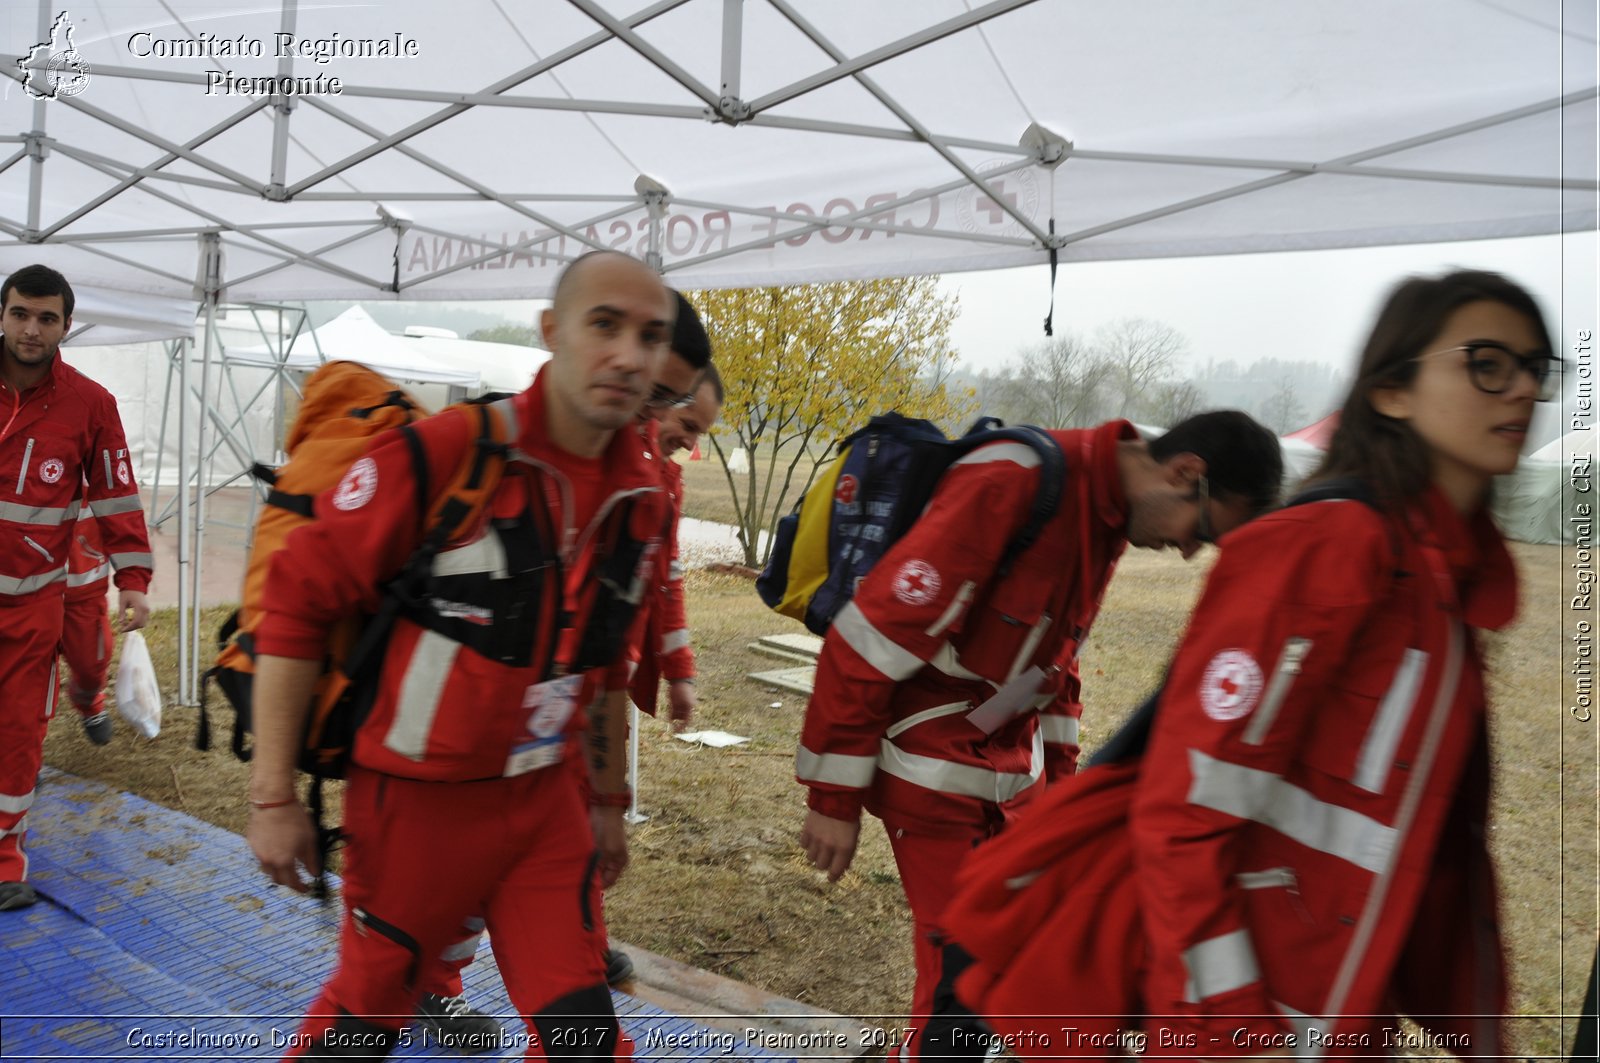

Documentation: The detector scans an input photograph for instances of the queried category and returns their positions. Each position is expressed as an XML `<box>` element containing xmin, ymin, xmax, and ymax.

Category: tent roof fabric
<box><xmin>0</xmin><ymin>0</ymin><xmax>1593</xmax><ymax>304</ymax></box>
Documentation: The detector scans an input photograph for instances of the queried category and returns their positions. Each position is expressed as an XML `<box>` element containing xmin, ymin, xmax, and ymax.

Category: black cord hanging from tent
<box><xmin>1043</xmin><ymin>218</ymin><xmax>1058</xmax><ymax>337</ymax></box>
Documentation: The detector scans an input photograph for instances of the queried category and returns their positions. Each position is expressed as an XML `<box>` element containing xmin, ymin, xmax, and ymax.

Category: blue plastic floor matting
<box><xmin>1</xmin><ymin>768</ymin><xmax>800</xmax><ymax>1062</ymax></box>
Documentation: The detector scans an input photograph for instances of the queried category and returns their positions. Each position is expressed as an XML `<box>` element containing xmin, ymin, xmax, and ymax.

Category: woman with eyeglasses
<box><xmin>942</xmin><ymin>270</ymin><xmax>1556</xmax><ymax>1060</ymax></box>
<box><xmin>1130</xmin><ymin>268</ymin><xmax>1554</xmax><ymax>1058</ymax></box>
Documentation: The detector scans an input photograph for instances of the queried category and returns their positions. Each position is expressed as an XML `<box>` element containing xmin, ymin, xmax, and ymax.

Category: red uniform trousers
<box><xmin>0</xmin><ymin>595</ymin><xmax>65</xmax><ymax>882</ymax></box>
<box><xmin>60</xmin><ymin>587</ymin><xmax>112</xmax><ymax>716</ymax></box>
<box><xmin>885</xmin><ymin>824</ymin><xmax>991</xmax><ymax>1062</ymax></box>
<box><xmin>285</xmin><ymin>762</ymin><xmax>632</xmax><ymax>1061</ymax></box>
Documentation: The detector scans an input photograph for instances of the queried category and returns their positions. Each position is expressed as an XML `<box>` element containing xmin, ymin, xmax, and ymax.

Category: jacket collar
<box><xmin>1414</xmin><ymin>486</ymin><xmax>1518</xmax><ymax>631</ymax></box>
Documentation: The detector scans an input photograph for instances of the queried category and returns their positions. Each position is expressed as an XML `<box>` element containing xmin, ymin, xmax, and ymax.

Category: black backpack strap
<box><xmin>996</xmin><ymin>426</ymin><xmax>1066</xmax><ymax>576</ymax></box>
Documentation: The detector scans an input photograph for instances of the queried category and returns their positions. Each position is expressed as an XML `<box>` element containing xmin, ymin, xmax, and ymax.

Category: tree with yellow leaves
<box><xmin>690</xmin><ymin>277</ymin><xmax>974</xmax><ymax>568</ymax></box>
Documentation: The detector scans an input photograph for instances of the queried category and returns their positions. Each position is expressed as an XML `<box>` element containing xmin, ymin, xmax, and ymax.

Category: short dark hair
<box><xmin>2</xmin><ymin>264</ymin><xmax>74</xmax><ymax>319</ymax></box>
<box><xmin>699</xmin><ymin>361</ymin><xmax>724</xmax><ymax>405</ymax></box>
<box><xmin>1309</xmin><ymin>269</ymin><xmax>1553</xmax><ymax>511</ymax></box>
<box><xmin>671</xmin><ymin>290</ymin><xmax>712</xmax><ymax>369</ymax></box>
<box><xmin>1149</xmin><ymin>410</ymin><xmax>1282</xmax><ymax>514</ymax></box>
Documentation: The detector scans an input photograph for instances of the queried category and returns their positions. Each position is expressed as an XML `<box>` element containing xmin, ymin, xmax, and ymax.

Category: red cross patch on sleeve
<box><xmin>1200</xmin><ymin>649</ymin><xmax>1263</xmax><ymax>722</ymax></box>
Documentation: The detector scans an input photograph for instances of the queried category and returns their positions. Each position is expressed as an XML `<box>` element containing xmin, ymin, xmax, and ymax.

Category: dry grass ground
<box><xmin>41</xmin><ymin>540</ymin><xmax>1592</xmax><ymax>1057</ymax></box>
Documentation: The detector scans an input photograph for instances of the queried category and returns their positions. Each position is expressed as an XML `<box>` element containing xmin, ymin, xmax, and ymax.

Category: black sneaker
<box><xmin>82</xmin><ymin>712</ymin><xmax>113</xmax><ymax>746</ymax></box>
<box><xmin>0</xmin><ymin>882</ymin><xmax>38</xmax><ymax>911</ymax></box>
<box><xmin>604</xmin><ymin>947</ymin><xmax>634</xmax><ymax>987</ymax></box>
<box><xmin>414</xmin><ymin>993</ymin><xmax>502</xmax><ymax>1054</ymax></box>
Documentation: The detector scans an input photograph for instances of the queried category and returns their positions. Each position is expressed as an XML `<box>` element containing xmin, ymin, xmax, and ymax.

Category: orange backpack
<box><xmin>199</xmin><ymin>361</ymin><xmax>513</xmax><ymax>888</ymax></box>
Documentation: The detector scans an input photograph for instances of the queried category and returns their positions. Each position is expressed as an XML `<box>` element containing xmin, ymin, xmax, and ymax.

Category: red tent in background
<box><xmin>1285</xmin><ymin>411</ymin><xmax>1340</xmax><ymax>449</ymax></box>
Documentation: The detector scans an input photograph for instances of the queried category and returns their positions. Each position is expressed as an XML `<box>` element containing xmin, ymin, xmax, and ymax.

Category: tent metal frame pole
<box><xmin>624</xmin><ymin>703</ymin><xmax>647</xmax><ymax>825</ymax></box>
<box><xmin>747</xmin><ymin>0</ymin><xmax>1038</xmax><ymax>115</ymax></box>
<box><xmin>186</xmin><ymin>237</ymin><xmax>223</xmax><ymax>706</ymax></box>
<box><xmin>40</xmin><ymin>91</ymin><xmax>266</xmax><ymax>194</ymax></box>
<box><xmin>223</xmin><ymin>221</ymin><xmax>389</xmax><ymax>289</ymax></box>
<box><xmin>1059</xmin><ymin>87</ymin><xmax>1600</xmax><ymax>248</ymax></box>
<box><xmin>298</xmin><ymin>97</ymin><xmax>607</xmax><ymax>251</ymax></box>
<box><xmin>766</xmin><ymin>0</ymin><xmax>1051</xmax><ymax>245</ymax></box>
<box><xmin>176</xmin><ymin>332</ymin><xmax>195</xmax><ymax>704</ymax></box>
<box><xmin>24</xmin><ymin>1</ymin><xmax>50</xmax><ymax>237</ymax></box>
<box><xmin>51</xmin><ymin>151</ymin><xmax>391</xmax><ymax>290</ymax></box>
<box><xmin>37</xmin><ymin>218</ymin><xmax>375</xmax><ymax>243</ymax></box>
<box><xmin>394</xmin><ymin>202</ymin><xmax>641</xmax><ymax>290</ymax></box>
<box><xmin>149</xmin><ymin>340</ymin><xmax>183</xmax><ymax>524</ymax></box>
<box><xmin>285</xmin><ymin>0</ymin><xmax>691</xmax><ymax>197</ymax></box>
<box><xmin>567</xmin><ymin>0</ymin><xmax>719</xmax><ymax>107</ymax></box>
<box><xmin>267</xmin><ymin>0</ymin><xmax>300</xmax><ymax>200</ymax></box>
<box><xmin>42</xmin><ymin>103</ymin><xmax>271</xmax><ymax>237</ymax></box>
<box><xmin>720</xmin><ymin>0</ymin><xmax>743</xmax><ymax>106</ymax></box>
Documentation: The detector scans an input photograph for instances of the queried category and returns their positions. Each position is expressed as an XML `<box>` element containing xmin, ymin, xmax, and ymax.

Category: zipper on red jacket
<box><xmin>14</xmin><ymin>437</ymin><xmax>35</xmax><ymax>494</ymax></box>
<box><xmin>1242</xmin><ymin>637</ymin><xmax>1312</xmax><ymax>745</ymax></box>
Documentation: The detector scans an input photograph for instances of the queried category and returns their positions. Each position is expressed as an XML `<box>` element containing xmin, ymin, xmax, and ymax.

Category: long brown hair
<box><xmin>1307</xmin><ymin>269</ymin><xmax>1554</xmax><ymax>511</ymax></box>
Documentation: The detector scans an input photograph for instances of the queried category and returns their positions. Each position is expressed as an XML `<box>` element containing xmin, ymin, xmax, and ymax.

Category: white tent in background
<box><xmin>225</xmin><ymin>306</ymin><xmax>481</xmax><ymax>390</ymax></box>
<box><xmin>1529</xmin><ymin>429</ymin><xmax>1596</xmax><ymax>464</ymax></box>
<box><xmin>399</xmin><ymin>329</ymin><xmax>549</xmax><ymax>395</ymax></box>
<box><xmin>1281</xmin><ymin>411</ymin><xmax>1577</xmax><ymax>545</ymax></box>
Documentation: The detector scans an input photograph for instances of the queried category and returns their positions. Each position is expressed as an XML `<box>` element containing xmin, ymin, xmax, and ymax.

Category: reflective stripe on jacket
<box><xmin>255</xmin><ymin>368</ymin><xmax>668</xmax><ymax>782</ymax></box>
<box><xmin>1130</xmin><ymin>490</ymin><xmax>1515</xmax><ymax>1053</ymax></box>
<box><xmin>798</xmin><ymin>420</ymin><xmax>1135</xmax><ymax>832</ymax></box>
<box><xmin>0</xmin><ymin>356</ymin><xmax>151</xmax><ymax>603</ymax></box>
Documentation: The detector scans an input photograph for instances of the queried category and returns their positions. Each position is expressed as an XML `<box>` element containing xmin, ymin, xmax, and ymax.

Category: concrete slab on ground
<box><xmin>748</xmin><ymin>666</ymin><xmax>817</xmax><ymax>696</ymax></box>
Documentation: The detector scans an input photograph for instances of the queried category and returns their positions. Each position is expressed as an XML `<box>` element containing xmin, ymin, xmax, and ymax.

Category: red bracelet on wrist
<box><xmin>250</xmin><ymin>796</ymin><xmax>298</xmax><ymax>810</ymax></box>
<box><xmin>588</xmin><ymin>790</ymin><xmax>632</xmax><ymax>808</ymax></box>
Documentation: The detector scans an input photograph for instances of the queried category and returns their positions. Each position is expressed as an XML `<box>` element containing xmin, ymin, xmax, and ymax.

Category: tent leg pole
<box><xmin>186</xmin><ymin>287</ymin><xmax>218</xmax><ymax>707</ymax></box>
<box><xmin>625</xmin><ymin>702</ymin><xmax>647</xmax><ymax>825</ymax></box>
<box><xmin>176</xmin><ymin>338</ymin><xmax>192</xmax><ymax>704</ymax></box>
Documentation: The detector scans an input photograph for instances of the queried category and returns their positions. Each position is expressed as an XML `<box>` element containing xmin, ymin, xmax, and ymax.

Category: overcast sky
<box><xmin>940</xmin><ymin>232</ymin><xmax>1597</xmax><ymax>378</ymax></box>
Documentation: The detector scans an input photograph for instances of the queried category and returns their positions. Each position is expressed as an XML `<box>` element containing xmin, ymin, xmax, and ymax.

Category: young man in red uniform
<box><xmin>246</xmin><ymin>250</ymin><xmax>675</xmax><ymax>1060</ymax></box>
<box><xmin>629</xmin><ymin>360</ymin><xmax>724</xmax><ymax>733</ymax></box>
<box><xmin>61</xmin><ymin>506</ymin><xmax>117</xmax><ymax>744</ymax></box>
<box><xmin>0</xmin><ymin>264</ymin><xmax>152</xmax><ymax>913</ymax></box>
<box><xmin>628</xmin><ymin>296</ymin><xmax>720</xmax><ymax>735</ymax></box>
<box><xmin>795</xmin><ymin>411</ymin><xmax>1282</xmax><ymax>1061</ymax></box>
<box><xmin>408</xmin><ymin>297</ymin><xmax>721</xmax><ymax>1051</ymax></box>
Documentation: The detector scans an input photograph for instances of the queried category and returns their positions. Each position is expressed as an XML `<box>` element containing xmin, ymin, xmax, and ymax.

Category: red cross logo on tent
<box><xmin>891</xmin><ymin>558</ymin><xmax>941</xmax><ymax>607</ymax></box>
<box><xmin>835</xmin><ymin>474</ymin><xmax>859</xmax><ymax>505</ymax></box>
<box><xmin>1200</xmin><ymin>649</ymin><xmax>1263</xmax><ymax>722</ymax></box>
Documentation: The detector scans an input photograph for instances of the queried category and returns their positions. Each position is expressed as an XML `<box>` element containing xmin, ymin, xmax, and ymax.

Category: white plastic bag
<box><xmin>115</xmin><ymin>631</ymin><xmax>162</xmax><ymax>739</ymax></box>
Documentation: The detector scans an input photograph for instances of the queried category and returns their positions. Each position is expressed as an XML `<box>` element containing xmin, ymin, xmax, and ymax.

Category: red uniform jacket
<box><xmin>0</xmin><ymin>356</ymin><xmax>151</xmax><ymax>604</ymax></box>
<box><xmin>255</xmin><ymin>367</ymin><xmax>667</xmax><ymax>782</ymax></box>
<box><xmin>797</xmin><ymin>421</ymin><xmax>1135</xmax><ymax>834</ymax></box>
<box><xmin>945</xmin><ymin>490</ymin><xmax>1515</xmax><ymax>1058</ymax></box>
<box><xmin>1132</xmin><ymin>489</ymin><xmax>1513</xmax><ymax>1052</ymax></box>
<box><xmin>629</xmin><ymin>449</ymin><xmax>695</xmax><ymax>719</ymax></box>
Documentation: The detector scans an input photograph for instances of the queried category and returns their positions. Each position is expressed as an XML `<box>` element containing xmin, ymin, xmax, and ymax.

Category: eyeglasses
<box><xmin>1194</xmin><ymin>475</ymin><xmax>1216</xmax><ymax>546</ymax></box>
<box><xmin>1416</xmin><ymin>342</ymin><xmax>1562</xmax><ymax>403</ymax></box>
<box><xmin>643</xmin><ymin>382</ymin><xmax>695</xmax><ymax>410</ymax></box>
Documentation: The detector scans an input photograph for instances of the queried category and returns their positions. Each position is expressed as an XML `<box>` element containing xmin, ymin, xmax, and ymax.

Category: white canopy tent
<box><xmin>225</xmin><ymin>305</ymin><xmax>482</xmax><ymax>388</ymax></box>
<box><xmin>1</xmin><ymin>0</ymin><xmax>1593</xmax><ymax>699</ymax></box>
<box><xmin>1</xmin><ymin>1</ymin><xmax>1592</xmax><ymax>301</ymax></box>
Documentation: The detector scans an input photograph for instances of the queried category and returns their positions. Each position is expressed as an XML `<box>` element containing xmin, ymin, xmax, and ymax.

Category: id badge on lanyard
<box><xmin>504</xmin><ymin>674</ymin><xmax>582</xmax><ymax>776</ymax></box>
